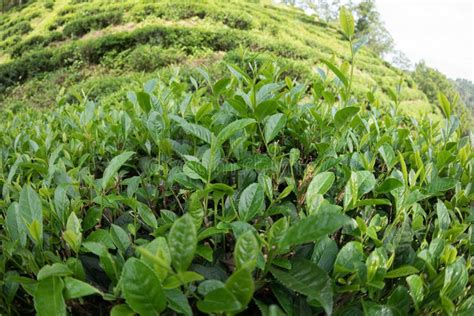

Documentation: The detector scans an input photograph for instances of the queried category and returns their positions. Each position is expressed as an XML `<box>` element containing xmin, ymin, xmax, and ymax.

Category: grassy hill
<box><xmin>0</xmin><ymin>0</ymin><xmax>434</xmax><ymax>117</ymax></box>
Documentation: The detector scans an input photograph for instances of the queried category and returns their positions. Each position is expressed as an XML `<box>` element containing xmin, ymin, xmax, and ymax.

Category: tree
<box><xmin>1</xmin><ymin>0</ymin><xmax>26</xmax><ymax>13</ymax></box>
<box><xmin>353</xmin><ymin>0</ymin><xmax>393</xmax><ymax>57</ymax></box>
<box><xmin>390</xmin><ymin>50</ymin><xmax>412</xmax><ymax>71</ymax></box>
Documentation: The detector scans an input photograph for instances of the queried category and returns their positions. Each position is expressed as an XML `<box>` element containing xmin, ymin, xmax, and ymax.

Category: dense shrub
<box><xmin>9</xmin><ymin>31</ymin><xmax>65</xmax><ymax>57</ymax></box>
<box><xmin>63</xmin><ymin>12</ymin><xmax>123</xmax><ymax>37</ymax></box>
<box><xmin>125</xmin><ymin>45</ymin><xmax>186</xmax><ymax>72</ymax></box>
<box><xmin>0</xmin><ymin>25</ymin><xmax>251</xmax><ymax>92</ymax></box>
<box><xmin>44</xmin><ymin>1</ymin><xmax>54</xmax><ymax>10</ymax></box>
<box><xmin>130</xmin><ymin>2</ymin><xmax>254</xmax><ymax>30</ymax></box>
<box><xmin>0</xmin><ymin>21</ymin><xmax>31</xmax><ymax>40</ymax></box>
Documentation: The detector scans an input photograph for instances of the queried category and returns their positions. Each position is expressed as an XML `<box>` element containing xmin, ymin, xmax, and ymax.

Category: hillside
<box><xmin>0</xmin><ymin>0</ymin><xmax>434</xmax><ymax>117</ymax></box>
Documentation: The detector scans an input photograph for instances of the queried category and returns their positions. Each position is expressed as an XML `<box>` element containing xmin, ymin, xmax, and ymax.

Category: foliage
<box><xmin>412</xmin><ymin>62</ymin><xmax>473</xmax><ymax>132</ymax></box>
<box><xmin>455</xmin><ymin>78</ymin><xmax>474</xmax><ymax>117</ymax></box>
<box><xmin>353</xmin><ymin>0</ymin><xmax>394</xmax><ymax>57</ymax></box>
<box><xmin>63</xmin><ymin>12</ymin><xmax>123</xmax><ymax>38</ymax></box>
<box><xmin>0</xmin><ymin>7</ymin><xmax>473</xmax><ymax>315</ymax></box>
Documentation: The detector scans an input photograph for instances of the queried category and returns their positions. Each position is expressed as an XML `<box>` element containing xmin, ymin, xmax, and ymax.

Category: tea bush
<box><xmin>0</xmin><ymin>8</ymin><xmax>473</xmax><ymax>315</ymax></box>
<box><xmin>63</xmin><ymin>12</ymin><xmax>123</xmax><ymax>38</ymax></box>
<box><xmin>0</xmin><ymin>21</ymin><xmax>32</xmax><ymax>40</ymax></box>
<box><xmin>124</xmin><ymin>45</ymin><xmax>186</xmax><ymax>72</ymax></box>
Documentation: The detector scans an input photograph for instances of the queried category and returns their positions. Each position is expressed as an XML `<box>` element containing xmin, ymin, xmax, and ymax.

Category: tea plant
<box><xmin>0</xmin><ymin>7</ymin><xmax>473</xmax><ymax>316</ymax></box>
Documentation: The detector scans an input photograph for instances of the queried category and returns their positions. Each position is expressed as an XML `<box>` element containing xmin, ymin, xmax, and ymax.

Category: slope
<box><xmin>0</xmin><ymin>0</ymin><xmax>433</xmax><ymax>117</ymax></box>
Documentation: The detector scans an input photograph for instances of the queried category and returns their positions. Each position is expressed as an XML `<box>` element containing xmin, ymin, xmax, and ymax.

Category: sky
<box><xmin>374</xmin><ymin>0</ymin><xmax>473</xmax><ymax>81</ymax></box>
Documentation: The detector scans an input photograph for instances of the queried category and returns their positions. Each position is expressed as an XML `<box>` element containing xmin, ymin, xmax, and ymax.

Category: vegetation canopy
<box><xmin>0</xmin><ymin>2</ymin><xmax>473</xmax><ymax>316</ymax></box>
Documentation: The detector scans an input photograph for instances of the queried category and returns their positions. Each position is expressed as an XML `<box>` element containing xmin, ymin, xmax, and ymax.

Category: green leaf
<box><xmin>183</xmin><ymin>161</ymin><xmax>208</xmax><ymax>181</ymax></box>
<box><xmin>37</xmin><ymin>263</ymin><xmax>72</xmax><ymax>280</ymax></box>
<box><xmin>406</xmin><ymin>275</ymin><xmax>424</xmax><ymax>307</ymax></box>
<box><xmin>312</xmin><ymin>236</ymin><xmax>339</xmax><ymax>273</ymax></box>
<box><xmin>110</xmin><ymin>224</ymin><xmax>130</xmax><ymax>253</ymax></box>
<box><xmin>121</xmin><ymin>258</ymin><xmax>166</xmax><ymax>315</ymax></box>
<box><xmin>165</xmin><ymin>289</ymin><xmax>193</xmax><ymax>316</ymax></box>
<box><xmin>270</xmin><ymin>258</ymin><xmax>333</xmax><ymax>315</ymax></box>
<box><xmin>356</xmin><ymin>199</ymin><xmax>391</xmax><ymax>207</ymax></box>
<box><xmin>339</xmin><ymin>6</ymin><xmax>355</xmax><ymax>39</ymax></box>
<box><xmin>320</xmin><ymin>59</ymin><xmax>349</xmax><ymax>88</ymax></box>
<box><xmin>33</xmin><ymin>277</ymin><xmax>66</xmax><ymax>316</ymax></box>
<box><xmin>217</xmin><ymin>118</ymin><xmax>255</xmax><ymax>145</ymax></box>
<box><xmin>197</xmin><ymin>287</ymin><xmax>242</xmax><ymax>313</ymax></box>
<box><xmin>196</xmin><ymin>244</ymin><xmax>213</xmax><ymax>262</ymax></box>
<box><xmin>279</xmin><ymin>211</ymin><xmax>350</xmax><ymax>248</ymax></box>
<box><xmin>335</xmin><ymin>106</ymin><xmax>360</xmax><ymax>129</ymax></box>
<box><xmin>137</xmin><ymin>203</ymin><xmax>157</xmax><ymax>229</ymax></box>
<box><xmin>136</xmin><ymin>91</ymin><xmax>152</xmax><ymax>113</ymax></box>
<box><xmin>172</xmin><ymin>115</ymin><xmax>214</xmax><ymax>144</ymax></box>
<box><xmin>269</xmin><ymin>217</ymin><xmax>289</xmax><ymax>249</ymax></box>
<box><xmin>226</xmin><ymin>267</ymin><xmax>254</xmax><ymax>307</ymax></box>
<box><xmin>376</xmin><ymin>178</ymin><xmax>403</xmax><ymax>193</ymax></box>
<box><xmin>344</xmin><ymin>170</ymin><xmax>375</xmax><ymax>210</ymax></box>
<box><xmin>437</xmin><ymin>92</ymin><xmax>451</xmax><ymax>118</ymax></box>
<box><xmin>227</xmin><ymin>63</ymin><xmax>250</xmax><ymax>83</ymax></box>
<box><xmin>441</xmin><ymin>258</ymin><xmax>468</xmax><ymax>299</ymax></box>
<box><xmin>19</xmin><ymin>184</ymin><xmax>43</xmax><ymax>244</ymax></box>
<box><xmin>63</xmin><ymin>212</ymin><xmax>82</xmax><ymax>253</ymax></box>
<box><xmin>387</xmin><ymin>286</ymin><xmax>411</xmax><ymax>316</ymax></box>
<box><xmin>334</xmin><ymin>241</ymin><xmax>364</xmax><ymax>274</ymax></box>
<box><xmin>168</xmin><ymin>214</ymin><xmax>197</xmax><ymax>272</ymax></box>
<box><xmin>101</xmin><ymin>151</ymin><xmax>134</xmax><ymax>190</ymax></box>
<box><xmin>227</xmin><ymin>96</ymin><xmax>249</xmax><ymax>117</ymax></box>
<box><xmin>306</xmin><ymin>172</ymin><xmax>335</xmax><ymax>211</ymax></box>
<box><xmin>110</xmin><ymin>304</ymin><xmax>135</xmax><ymax>316</ymax></box>
<box><xmin>352</xmin><ymin>35</ymin><xmax>368</xmax><ymax>55</ymax></box>
<box><xmin>6</xmin><ymin>202</ymin><xmax>27</xmax><ymax>247</ymax></box>
<box><xmin>163</xmin><ymin>271</ymin><xmax>204</xmax><ymax>288</ymax></box>
<box><xmin>436</xmin><ymin>200</ymin><xmax>451</xmax><ymax>231</ymax></box>
<box><xmin>138</xmin><ymin>237</ymin><xmax>171</xmax><ymax>280</ymax></box>
<box><xmin>63</xmin><ymin>277</ymin><xmax>101</xmax><ymax>300</ymax></box>
<box><xmin>240</xmin><ymin>155</ymin><xmax>272</xmax><ymax>171</ymax></box>
<box><xmin>198</xmin><ymin>280</ymin><xmax>226</xmax><ymax>296</ymax></box>
<box><xmin>238</xmin><ymin>183</ymin><xmax>265</xmax><ymax>222</ymax></box>
<box><xmin>427</xmin><ymin>177</ymin><xmax>457</xmax><ymax>195</ymax></box>
<box><xmin>378</xmin><ymin>144</ymin><xmax>397</xmax><ymax>169</ymax></box>
<box><xmin>385</xmin><ymin>266</ymin><xmax>419</xmax><ymax>279</ymax></box>
<box><xmin>234</xmin><ymin>231</ymin><xmax>259</xmax><ymax>271</ymax></box>
<box><xmin>264</xmin><ymin>113</ymin><xmax>287</xmax><ymax>143</ymax></box>
<box><xmin>254</xmin><ymin>100</ymin><xmax>279</xmax><ymax>121</ymax></box>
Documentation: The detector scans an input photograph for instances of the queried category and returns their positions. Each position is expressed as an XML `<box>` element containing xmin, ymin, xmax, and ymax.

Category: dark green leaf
<box><xmin>264</xmin><ymin>113</ymin><xmax>286</xmax><ymax>143</ymax></box>
<box><xmin>168</xmin><ymin>214</ymin><xmax>197</xmax><ymax>272</ymax></box>
<box><xmin>197</xmin><ymin>287</ymin><xmax>242</xmax><ymax>313</ymax></box>
<box><xmin>121</xmin><ymin>258</ymin><xmax>166</xmax><ymax>315</ymax></box>
<box><xmin>270</xmin><ymin>259</ymin><xmax>333</xmax><ymax>315</ymax></box>
<box><xmin>280</xmin><ymin>211</ymin><xmax>350</xmax><ymax>248</ymax></box>
<box><xmin>238</xmin><ymin>183</ymin><xmax>265</xmax><ymax>222</ymax></box>
<box><xmin>102</xmin><ymin>151</ymin><xmax>134</xmax><ymax>190</ymax></box>
<box><xmin>334</xmin><ymin>106</ymin><xmax>360</xmax><ymax>129</ymax></box>
<box><xmin>234</xmin><ymin>231</ymin><xmax>259</xmax><ymax>270</ymax></box>
<box><xmin>33</xmin><ymin>277</ymin><xmax>66</xmax><ymax>316</ymax></box>
<box><xmin>63</xmin><ymin>277</ymin><xmax>101</xmax><ymax>299</ymax></box>
<box><xmin>226</xmin><ymin>267</ymin><xmax>254</xmax><ymax>307</ymax></box>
